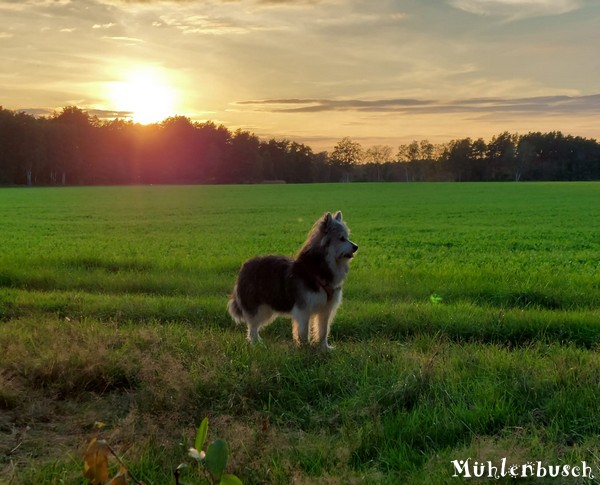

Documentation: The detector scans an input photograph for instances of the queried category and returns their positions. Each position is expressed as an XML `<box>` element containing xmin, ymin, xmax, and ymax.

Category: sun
<box><xmin>108</xmin><ymin>66</ymin><xmax>178</xmax><ymax>124</ymax></box>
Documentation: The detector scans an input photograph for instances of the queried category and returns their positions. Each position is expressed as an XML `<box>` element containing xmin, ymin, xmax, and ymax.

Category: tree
<box><xmin>287</xmin><ymin>142</ymin><xmax>315</xmax><ymax>183</ymax></box>
<box><xmin>397</xmin><ymin>140</ymin><xmax>443</xmax><ymax>182</ymax></box>
<box><xmin>364</xmin><ymin>145</ymin><xmax>393</xmax><ymax>181</ymax></box>
<box><xmin>225</xmin><ymin>129</ymin><xmax>262</xmax><ymax>183</ymax></box>
<box><xmin>419</xmin><ymin>140</ymin><xmax>434</xmax><ymax>161</ymax></box>
<box><xmin>442</xmin><ymin>137</ymin><xmax>487</xmax><ymax>181</ymax></box>
<box><xmin>330</xmin><ymin>137</ymin><xmax>363</xmax><ymax>181</ymax></box>
<box><xmin>2</xmin><ymin>106</ymin><xmax>599</xmax><ymax>185</ymax></box>
<box><xmin>51</xmin><ymin>106</ymin><xmax>97</xmax><ymax>184</ymax></box>
<box><xmin>159</xmin><ymin>116</ymin><xmax>198</xmax><ymax>182</ymax></box>
<box><xmin>96</xmin><ymin>119</ymin><xmax>138</xmax><ymax>184</ymax></box>
<box><xmin>195</xmin><ymin>121</ymin><xmax>231</xmax><ymax>183</ymax></box>
<box><xmin>487</xmin><ymin>132</ymin><xmax>517</xmax><ymax>181</ymax></box>
<box><xmin>443</xmin><ymin>138</ymin><xmax>472</xmax><ymax>181</ymax></box>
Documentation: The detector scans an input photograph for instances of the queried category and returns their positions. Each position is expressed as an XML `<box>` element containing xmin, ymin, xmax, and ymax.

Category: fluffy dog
<box><xmin>227</xmin><ymin>211</ymin><xmax>358</xmax><ymax>349</ymax></box>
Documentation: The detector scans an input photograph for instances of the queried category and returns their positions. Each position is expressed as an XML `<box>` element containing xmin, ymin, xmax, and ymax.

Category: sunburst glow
<box><xmin>108</xmin><ymin>66</ymin><xmax>178</xmax><ymax>124</ymax></box>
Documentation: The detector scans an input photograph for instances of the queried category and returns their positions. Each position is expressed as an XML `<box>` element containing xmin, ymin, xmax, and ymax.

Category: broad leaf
<box><xmin>205</xmin><ymin>439</ymin><xmax>228</xmax><ymax>481</ymax></box>
<box><xmin>220</xmin><ymin>473</ymin><xmax>243</xmax><ymax>485</ymax></box>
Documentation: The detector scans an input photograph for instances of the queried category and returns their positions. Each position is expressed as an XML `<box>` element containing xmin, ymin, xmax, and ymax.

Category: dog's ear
<box><xmin>320</xmin><ymin>212</ymin><xmax>332</xmax><ymax>233</ymax></box>
<box><xmin>334</xmin><ymin>211</ymin><xmax>343</xmax><ymax>221</ymax></box>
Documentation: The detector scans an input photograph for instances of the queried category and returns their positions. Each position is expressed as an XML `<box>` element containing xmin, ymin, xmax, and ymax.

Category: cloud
<box><xmin>93</xmin><ymin>22</ymin><xmax>116</xmax><ymax>29</ymax></box>
<box><xmin>21</xmin><ymin>107</ymin><xmax>133</xmax><ymax>119</ymax></box>
<box><xmin>95</xmin><ymin>0</ymin><xmax>321</xmax><ymax>4</ymax></box>
<box><xmin>156</xmin><ymin>8</ymin><xmax>291</xmax><ymax>35</ymax></box>
<box><xmin>157</xmin><ymin>14</ymin><xmax>251</xmax><ymax>35</ymax></box>
<box><xmin>97</xmin><ymin>0</ymin><xmax>194</xmax><ymax>3</ymax></box>
<box><xmin>101</xmin><ymin>35</ymin><xmax>144</xmax><ymax>43</ymax></box>
<box><xmin>253</xmin><ymin>0</ymin><xmax>330</xmax><ymax>5</ymax></box>
<box><xmin>19</xmin><ymin>108</ymin><xmax>54</xmax><ymax>117</ymax></box>
<box><xmin>237</xmin><ymin>94</ymin><xmax>600</xmax><ymax>116</ymax></box>
<box><xmin>87</xmin><ymin>108</ymin><xmax>134</xmax><ymax>118</ymax></box>
<box><xmin>111</xmin><ymin>0</ymin><xmax>329</xmax><ymax>3</ymax></box>
<box><xmin>236</xmin><ymin>98</ymin><xmax>434</xmax><ymax>113</ymax></box>
<box><xmin>0</xmin><ymin>0</ymin><xmax>70</xmax><ymax>11</ymax></box>
<box><xmin>448</xmin><ymin>0</ymin><xmax>582</xmax><ymax>19</ymax></box>
<box><xmin>315</xmin><ymin>11</ymin><xmax>406</xmax><ymax>27</ymax></box>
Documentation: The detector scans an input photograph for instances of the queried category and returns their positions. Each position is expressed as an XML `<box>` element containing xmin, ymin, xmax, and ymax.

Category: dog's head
<box><xmin>319</xmin><ymin>211</ymin><xmax>358</xmax><ymax>261</ymax></box>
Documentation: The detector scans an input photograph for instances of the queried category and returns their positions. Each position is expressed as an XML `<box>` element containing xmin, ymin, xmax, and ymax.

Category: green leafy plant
<box><xmin>176</xmin><ymin>418</ymin><xmax>242</xmax><ymax>485</ymax></box>
<box><xmin>83</xmin><ymin>419</ymin><xmax>241</xmax><ymax>485</ymax></box>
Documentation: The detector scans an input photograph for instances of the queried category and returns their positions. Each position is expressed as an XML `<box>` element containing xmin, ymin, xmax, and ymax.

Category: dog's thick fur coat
<box><xmin>228</xmin><ymin>211</ymin><xmax>358</xmax><ymax>348</ymax></box>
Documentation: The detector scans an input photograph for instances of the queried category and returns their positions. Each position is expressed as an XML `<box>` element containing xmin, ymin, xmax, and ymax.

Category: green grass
<box><xmin>0</xmin><ymin>183</ymin><xmax>599</xmax><ymax>484</ymax></box>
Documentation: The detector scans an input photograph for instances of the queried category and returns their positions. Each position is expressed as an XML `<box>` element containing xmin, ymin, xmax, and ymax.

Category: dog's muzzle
<box><xmin>345</xmin><ymin>242</ymin><xmax>359</xmax><ymax>259</ymax></box>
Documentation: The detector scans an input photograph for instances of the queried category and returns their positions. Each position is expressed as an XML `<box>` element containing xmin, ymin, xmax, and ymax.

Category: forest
<box><xmin>1</xmin><ymin>106</ymin><xmax>599</xmax><ymax>185</ymax></box>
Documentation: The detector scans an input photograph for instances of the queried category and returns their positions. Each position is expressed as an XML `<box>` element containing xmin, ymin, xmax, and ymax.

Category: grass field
<box><xmin>0</xmin><ymin>182</ymin><xmax>599</xmax><ymax>484</ymax></box>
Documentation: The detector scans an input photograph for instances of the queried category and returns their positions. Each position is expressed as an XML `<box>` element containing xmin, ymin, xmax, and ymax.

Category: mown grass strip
<box><xmin>4</xmin><ymin>318</ymin><xmax>600</xmax><ymax>483</ymax></box>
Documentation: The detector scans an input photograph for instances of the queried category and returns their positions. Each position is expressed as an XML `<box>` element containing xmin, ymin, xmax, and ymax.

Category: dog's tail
<box><xmin>227</xmin><ymin>287</ymin><xmax>245</xmax><ymax>324</ymax></box>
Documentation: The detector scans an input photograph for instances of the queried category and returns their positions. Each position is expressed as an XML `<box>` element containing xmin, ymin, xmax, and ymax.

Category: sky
<box><xmin>1</xmin><ymin>0</ymin><xmax>600</xmax><ymax>152</ymax></box>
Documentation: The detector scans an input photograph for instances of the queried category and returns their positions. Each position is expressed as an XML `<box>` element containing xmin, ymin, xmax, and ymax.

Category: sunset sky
<box><xmin>1</xmin><ymin>0</ymin><xmax>599</xmax><ymax>151</ymax></box>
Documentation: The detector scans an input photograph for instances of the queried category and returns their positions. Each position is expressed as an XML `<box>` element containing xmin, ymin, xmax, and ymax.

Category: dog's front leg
<box><xmin>314</xmin><ymin>310</ymin><xmax>335</xmax><ymax>350</ymax></box>
<box><xmin>292</xmin><ymin>313</ymin><xmax>310</xmax><ymax>346</ymax></box>
<box><xmin>315</xmin><ymin>292</ymin><xmax>341</xmax><ymax>350</ymax></box>
<box><xmin>247</xmin><ymin>324</ymin><xmax>262</xmax><ymax>344</ymax></box>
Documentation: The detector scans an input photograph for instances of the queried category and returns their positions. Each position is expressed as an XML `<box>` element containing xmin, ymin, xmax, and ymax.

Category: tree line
<box><xmin>1</xmin><ymin>106</ymin><xmax>598</xmax><ymax>185</ymax></box>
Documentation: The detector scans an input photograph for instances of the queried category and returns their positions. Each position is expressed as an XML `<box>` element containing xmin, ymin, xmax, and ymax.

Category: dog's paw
<box><xmin>247</xmin><ymin>335</ymin><xmax>264</xmax><ymax>345</ymax></box>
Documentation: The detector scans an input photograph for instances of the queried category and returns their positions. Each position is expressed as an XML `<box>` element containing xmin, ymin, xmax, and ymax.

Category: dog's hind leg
<box><xmin>247</xmin><ymin>322</ymin><xmax>262</xmax><ymax>344</ymax></box>
<box><xmin>245</xmin><ymin>305</ymin><xmax>274</xmax><ymax>344</ymax></box>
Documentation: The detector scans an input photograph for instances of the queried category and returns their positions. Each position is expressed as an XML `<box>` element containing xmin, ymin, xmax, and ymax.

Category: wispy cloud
<box><xmin>157</xmin><ymin>14</ymin><xmax>251</xmax><ymax>35</ymax></box>
<box><xmin>256</xmin><ymin>0</ymin><xmax>328</xmax><ymax>4</ymax></box>
<box><xmin>101</xmin><ymin>36</ymin><xmax>144</xmax><ymax>44</ymax></box>
<box><xmin>237</xmin><ymin>98</ymin><xmax>434</xmax><ymax>113</ymax></box>
<box><xmin>0</xmin><ymin>0</ymin><xmax>71</xmax><ymax>8</ymax></box>
<box><xmin>21</xmin><ymin>107</ymin><xmax>133</xmax><ymax>119</ymax></box>
<box><xmin>92</xmin><ymin>22</ymin><xmax>116</xmax><ymax>29</ymax></box>
<box><xmin>237</xmin><ymin>94</ymin><xmax>600</xmax><ymax>116</ymax></box>
<box><xmin>448</xmin><ymin>0</ymin><xmax>582</xmax><ymax>19</ymax></box>
<box><xmin>96</xmin><ymin>0</ymin><xmax>194</xmax><ymax>4</ymax></box>
<box><xmin>315</xmin><ymin>11</ymin><xmax>406</xmax><ymax>27</ymax></box>
<box><xmin>96</xmin><ymin>0</ymin><xmax>326</xmax><ymax>4</ymax></box>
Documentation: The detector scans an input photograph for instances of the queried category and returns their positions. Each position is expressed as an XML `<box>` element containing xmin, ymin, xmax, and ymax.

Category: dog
<box><xmin>227</xmin><ymin>211</ymin><xmax>358</xmax><ymax>349</ymax></box>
